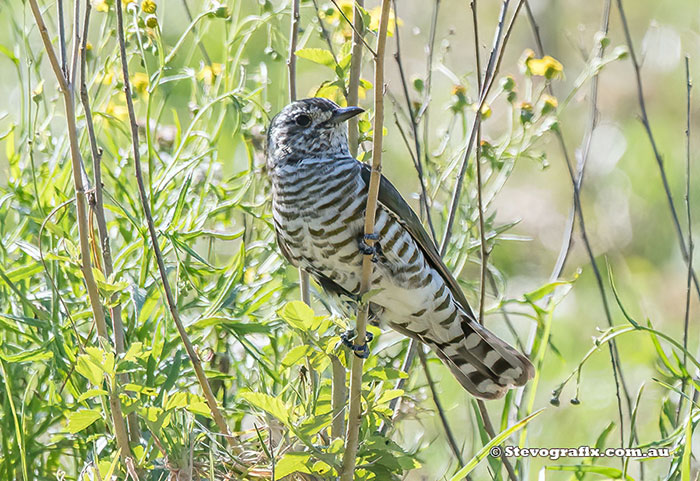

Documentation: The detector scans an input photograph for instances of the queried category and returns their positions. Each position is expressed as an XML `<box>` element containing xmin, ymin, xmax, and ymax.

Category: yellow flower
<box><xmin>141</xmin><ymin>0</ymin><xmax>156</xmax><ymax>13</ymax></box>
<box><xmin>475</xmin><ymin>102</ymin><xmax>491</xmax><ymax>119</ymax></box>
<box><xmin>451</xmin><ymin>85</ymin><xmax>467</xmax><ymax>97</ymax></box>
<box><xmin>197</xmin><ymin>63</ymin><xmax>223</xmax><ymax>85</ymax></box>
<box><xmin>326</xmin><ymin>1</ymin><xmax>354</xmax><ymax>41</ymax></box>
<box><xmin>320</xmin><ymin>0</ymin><xmax>353</xmax><ymax>24</ymax></box>
<box><xmin>244</xmin><ymin>267</ymin><xmax>256</xmax><ymax>285</ymax></box>
<box><xmin>101</xmin><ymin>71</ymin><xmax>114</xmax><ymax>85</ymax></box>
<box><xmin>519</xmin><ymin>48</ymin><xmax>536</xmax><ymax>72</ymax></box>
<box><xmin>92</xmin><ymin>0</ymin><xmax>110</xmax><ymax>12</ymax></box>
<box><xmin>131</xmin><ymin>72</ymin><xmax>149</xmax><ymax>93</ymax></box>
<box><xmin>368</xmin><ymin>6</ymin><xmax>401</xmax><ymax>36</ymax></box>
<box><xmin>85</xmin><ymin>41</ymin><xmax>93</xmax><ymax>51</ymax></box>
<box><xmin>540</xmin><ymin>94</ymin><xmax>558</xmax><ymax>114</ymax></box>
<box><xmin>106</xmin><ymin>101</ymin><xmax>128</xmax><ymax>121</ymax></box>
<box><xmin>526</xmin><ymin>55</ymin><xmax>563</xmax><ymax>79</ymax></box>
<box><xmin>145</xmin><ymin>15</ymin><xmax>158</xmax><ymax>28</ymax></box>
<box><xmin>519</xmin><ymin>101</ymin><xmax>534</xmax><ymax>124</ymax></box>
<box><xmin>122</xmin><ymin>0</ymin><xmax>136</xmax><ymax>5</ymax></box>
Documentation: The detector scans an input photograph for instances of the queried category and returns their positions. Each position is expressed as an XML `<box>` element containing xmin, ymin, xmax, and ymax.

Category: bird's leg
<box><xmin>341</xmin><ymin>329</ymin><xmax>374</xmax><ymax>359</ymax></box>
<box><xmin>357</xmin><ymin>233</ymin><xmax>382</xmax><ymax>263</ymax></box>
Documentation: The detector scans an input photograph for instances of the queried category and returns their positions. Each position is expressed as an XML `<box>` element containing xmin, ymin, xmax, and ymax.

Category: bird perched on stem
<box><xmin>266</xmin><ymin>97</ymin><xmax>533</xmax><ymax>399</ymax></box>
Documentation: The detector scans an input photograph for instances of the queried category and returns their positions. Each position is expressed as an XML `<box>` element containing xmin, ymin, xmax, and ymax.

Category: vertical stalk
<box><xmin>79</xmin><ymin>0</ymin><xmax>140</xmax><ymax>443</ymax></box>
<box><xmin>27</xmin><ymin>0</ymin><xmax>132</xmax><ymax>463</ymax></box>
<box><xmin>115</xmin><ymin>0</ymin><xmax>231</xmax><ymax>440</ymax></box>
<box><xmin>347</xmin><ymin>0</ymin><xmax>365</xmax><ymax>156</ymax></box>
<box><xmin>339</xmin><ymin>1</ymin><xmax>391</xmax><ymax>478</ymax></box>
<box><xmin>287</xmin><ymin>0</ymin><xmax>311</xmax><ymax>308</ymax></box>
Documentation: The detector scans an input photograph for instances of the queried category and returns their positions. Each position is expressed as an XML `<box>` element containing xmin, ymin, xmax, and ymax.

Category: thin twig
<box><xmin>472</xmin><ymin>0</ymin><xmax>487</xmax><ymax>326</ymax></box>
<box><xmin>441</xmin><ymin>0</ymin><xmax>525</xmax><ymax>254</ymax></box>
<box><xmin>470</xmin><ymin>4</ymin><xmax>518</xmax><ymax>479</ymax></box>
<box><xmin>79</xmin><ymin>0</ymin><xmax>139</xmax><ymax>443</ymax></box>
<box><xmin>616</xmin><ymin>0</ymin><xmax>700</xmax><ymax>301</ymax></box>
<box><xmin>417</xmin><ymin>0</ymin><xmax>441</xmax><ymax>171</ymax></box>
<box><xmin>57</xmin><ymin>0</ymin><xmax>67</xmax><ymax>77</ymax></box>
<box><xmin>329</xmin><ymin>0</ymin><xmax>376</xmax><ymax>58</ymax></box>
<box><xmin>547</xmin><ymin>0</ymin><xmax>610</xmax><ymax>279</ymax></box>
<box><xmin>69</xmin><ymin>0</ymin><xmax>80</xmax><ymax>86</ymax></box>
<box><xmin>476</xmin><ymin>400</ymin><xmax>519</xmax><ymax>481</ymax></box>
<box><xmin>115</xmin><ymin>0</ymin><xmax>231</xmax><ymax>440</ymax></box>
<box><xmin>311</xmin><ymin>0</ymin><xmax>340</xmax><ymax>67</ymax></box>
<box><xmin>340</xmin><ymin>1</ymin><xmax>391</xmax><ymax>478</ymax></box>
<box><xmin>287</xmin><ymin>0</ymin><xmax>311</xmax><ymax>311</ymax></box>
<box><xmin>418</xmin><ymin>348</ymin><xmax>464</xmax><ymax>465</ymax></box>
<box><xmin>346</xmin><ymin>0</ymin><xmax>365</xmax><ymax>156</ymax></box>
<box><xmin>27</xmin><ymin>0</ymin><xmax>132</xmax><ymax>463</ymax></box>
<box><xmin>524</xmin><ymin>0</ymin><xmax>633</xmax><ymax>452</ymax></box>
<box><xmin>38</xmin><ymin>198</ymin><xmax>84</xmax><ymax>349</ymax></box>
<box><xmin>678</xmin><ymin>55</ymin><xmax>694</xmax><ymax>420</ymax></box>
<box><xmin>287</xmin><ymin>0</ymin><xmax>300</xmax><ymax>102</ymax></box>
<box><xmin>180</xmin><ymin>0</ymin><xmax>212</xmax><ymax>66</ymax></box>
<box><xmin>391</xmin><ymin>0</ymin><xmax>436</xmax><ymax>243</ymax></box>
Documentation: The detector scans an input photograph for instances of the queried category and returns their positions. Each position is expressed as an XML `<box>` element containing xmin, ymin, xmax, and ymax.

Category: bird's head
<box><xmin>266</xmin><ymin>98</ymin><xmax>364</xmax><ymax>168</ymax></box>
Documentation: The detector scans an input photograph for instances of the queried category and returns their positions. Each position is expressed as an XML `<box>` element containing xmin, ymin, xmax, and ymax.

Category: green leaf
<box><xmin>364</xmin><ymin>367</ymin><xmax>408</xmax><ymax>381</ymax></box>
<box><xmin>448</xmin><ymin>409</ymin><xmax>545</xmax><ymax>481</ymax></box>
<box><xmin>98</xmin><ymin>451</ymin><xmax>121</xmax><ymax>481</ymax></box>
<box><xmin>523</xmin><ymin>280</ymin><xmax>570</xmax><ymax>303</ymax></box>
<box><xmin>295</xmin><ymin>48</ymin><xmax>335</xmax><ymax>68</ymax></box>
<box><xmin>241</xmin><ymin>392</ymin><xmax>289</xmax><ymax>426</ymax></box>
<box><xmin>376</xmin><ymin>389</ymin><xmax>404</xmax><ymax>405</ymax></box>
<box><xmin>5</xmin><ymin>263</ymin><xmax>43</xmax><ymax>283</ymax></box>
<box><xmin>76</xmin><ymin>354</ymin><xmax>105</xmax><ymax>386</ymax></box>
<box><xmin>282</xmin><ymin>345</ymin><xmax>312</xmax><ymax>367</ymax></box>
<box><xmin>76</xmin><ymin>389</ymin><xmax>108</xmax><ymax>403</ymax></box>
<box><xmin>274</xmin><ymin>452</ymin><xmax>312</xmax><ymax>480</ymax></box>
<box><xmin>279</xmin><ymin>301</ymin><xmax>316</xmax><ymax>331</ymax></box>
<box><xmin>0</xmin><ymin>345</ymin><xmax>53</xmax><ymax>363</ymax></box>
<box><xmin>682</xmin><ymin>414</ymin><xmax>693</xmax><ymax>481</ymax></box>
<box><xmin>67</xmin><ymin>409</ymin><xmax>102</xmax><ymax>434</ymax></box>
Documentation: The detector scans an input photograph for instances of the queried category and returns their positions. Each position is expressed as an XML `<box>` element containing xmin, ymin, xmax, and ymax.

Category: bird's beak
<box><xmin>331</xmin><ymin>106</ymin><xmax>364</xmax><ymax>123</ymax></box>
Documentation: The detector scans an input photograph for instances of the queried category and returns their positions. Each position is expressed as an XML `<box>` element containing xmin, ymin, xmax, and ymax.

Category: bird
<box><xmin>265</xmin><ymin>97</ymin><xmax>534</xmax><ymax>399</ymax></box>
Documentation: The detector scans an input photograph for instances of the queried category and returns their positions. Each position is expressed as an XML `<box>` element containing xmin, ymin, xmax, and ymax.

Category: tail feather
<box><xmin>430</xmin><ymin>312</ymin><xmax>534</xmax><ymax>400</ymax></box>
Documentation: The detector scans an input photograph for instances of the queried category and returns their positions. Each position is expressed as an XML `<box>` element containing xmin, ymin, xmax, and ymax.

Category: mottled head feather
<box><xmin>266</xmin><ymin>98</ymin><xmax>357</xmax><ymax>169</ymax></box>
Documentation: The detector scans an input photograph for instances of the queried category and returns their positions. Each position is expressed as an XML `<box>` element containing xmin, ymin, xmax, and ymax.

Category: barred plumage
<box><xmin>266</xmin><ymin>98</ymin><xmax>534</xmax><ymax>399</ymax></box>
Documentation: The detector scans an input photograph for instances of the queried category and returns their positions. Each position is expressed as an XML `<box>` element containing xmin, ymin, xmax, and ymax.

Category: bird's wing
<box><xmin>274</xmin><ymin>227</ymin><xmax>298</xmax><ymax>267</ymax></box>
<box><xmin>359</xmin><ymin>163</ymin><xmax>476</xmax><ymax>320</ymax></box>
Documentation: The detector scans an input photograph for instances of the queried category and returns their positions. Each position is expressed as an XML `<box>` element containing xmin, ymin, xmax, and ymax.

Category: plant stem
<box><xmin>523</xmin><ymin>0</ymin><xmax>632</xmax><ymax>452</ymax></box>
<box><xmin>441</xmin><ymin>0</ymin><xmax>525</xmax><ymax>253</ymax></box>
<box><xmin>615</xmin><ymin>0</ymin><xmax>700</xmax><ymax>301</ymax></box>
<box><xmin>347</xmin><ymin>0</ymin><xmax>365</xmax><ymax>157</ymax></box>
<box><xmin>115</xmin><ymin>0</ymin><xmax>231</xmax><ymax>440</ymax></box>
<box><xmin>287</xmin><ymin>0</ymin><xmax>300</xmax><ymax>102</ymax></box>
<box><xmin>677</xmin><ymin>55</ymin><xmax>694</xmax><ymax>420</ymax></box>
<box><xmin>418</xmin><ymin>348</ymin><xmax>464</xmax><ymax>465</ymax></box>
<box><xmin>79</xmin><ymin>0</ymin><xmax>140</xmax><ymax>444</ymax></box>
<box><xmin>339</xmin><ymin>1</ymin><xmax>391</xmax><ymax>478</ymax></box>
<box><xmin>27</xmin><ymin>0</ymin><xmax>132</xmax><ymax>463</ymax></box>
<box><xmin>391</xmin><ymin>0</ymin><xmax>436</xmax><ymax>242</ymax></box>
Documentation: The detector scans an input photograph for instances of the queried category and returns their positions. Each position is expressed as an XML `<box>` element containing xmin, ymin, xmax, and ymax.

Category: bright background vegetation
<box><xmin>0</xmin><ymin>0</ymin><xmax>699</xmax><ymax>479</ymax></box>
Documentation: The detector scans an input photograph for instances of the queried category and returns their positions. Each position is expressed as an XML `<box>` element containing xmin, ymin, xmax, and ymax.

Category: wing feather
<box><xmin>359</xmin><ymin>163</ymin><xmax>476</xmax><ymax>320</ymax></box>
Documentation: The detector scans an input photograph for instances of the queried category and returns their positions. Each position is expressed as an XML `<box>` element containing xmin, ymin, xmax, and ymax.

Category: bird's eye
<box><xmin>295</xmin><ymin>114</ymin><xmax>312</xmax><ymax>127</ymax></box>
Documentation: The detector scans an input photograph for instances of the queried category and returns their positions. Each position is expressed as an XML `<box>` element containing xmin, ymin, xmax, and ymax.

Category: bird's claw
<box><xmin>341</xmin><ymin>329</ymin><xmax>374</xmax><ymax>359</ymax></box>
<box><xmin>358</xmin><ymin>234</ymin><xmax>382</xmax><ymax>263</ymax></box>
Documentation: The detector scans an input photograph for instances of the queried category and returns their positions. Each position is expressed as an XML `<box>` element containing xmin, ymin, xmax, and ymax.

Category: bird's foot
<box><xmin>358</xmin><ymin>233</ymin><xmax>382</xmax><ymax>263</ymax></box>
<box><xmin>341</xmin><ymin>329</ymin><xmax>374</xmax><ymax>359</ymax></box>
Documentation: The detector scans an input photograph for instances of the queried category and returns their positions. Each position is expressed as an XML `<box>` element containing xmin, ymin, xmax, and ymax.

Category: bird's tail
<box><xmin>431</xmin><ymin>311</ymin><xmax>534</xmax><ymax>399</ymax></box>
